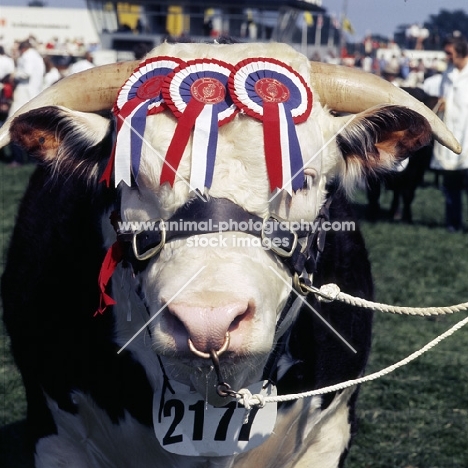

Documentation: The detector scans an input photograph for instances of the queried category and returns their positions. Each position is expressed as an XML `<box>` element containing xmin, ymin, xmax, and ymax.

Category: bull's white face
<box><xmin>109</xmin><ymin>43</ymin><xmax>340</xmax><ymax>405</ymax></box>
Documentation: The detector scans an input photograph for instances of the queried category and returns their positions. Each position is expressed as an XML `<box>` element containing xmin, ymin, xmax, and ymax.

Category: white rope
<box><xmin>235</xmin><ymin>284</ymin><xmax>468</xmax><ymax>408</ymax></box>
<box><xmin>237</xmin><ymin>313</ymin><xmax>468</xmax><ymax>408</ymax></box>
<box><xmin>313</xmin><ymin>283</ymin><xmax>468</xmax><ymax>316</ymax></box>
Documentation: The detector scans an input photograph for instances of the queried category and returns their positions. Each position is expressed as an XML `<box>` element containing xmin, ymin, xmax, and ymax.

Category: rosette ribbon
<box><xmin>101</xmin><ymin>56</ymin><xmax>184</xmax><ymax>187</ymax></box>
<box><xmin>229</xmin><ymin>58</ymin><xmax>313</xmax><ymax>194</ymax></box>
<box><xmin>161</xmin><ymin>59</ymin><xmax>238</xmax><ymax>191</ymax></box>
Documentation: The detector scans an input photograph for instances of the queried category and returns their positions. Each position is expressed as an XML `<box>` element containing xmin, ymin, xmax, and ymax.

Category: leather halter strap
<box><xmin>115</xmin><ymin>197</ymin><xmax>331</xmax><ymax>277</ymax></box>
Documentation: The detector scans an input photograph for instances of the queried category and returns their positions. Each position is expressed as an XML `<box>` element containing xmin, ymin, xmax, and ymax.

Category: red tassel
<box><xmin>95</xmin><ymin>241</ymin><xmax>124</xmax><ymax>316</ymax></box>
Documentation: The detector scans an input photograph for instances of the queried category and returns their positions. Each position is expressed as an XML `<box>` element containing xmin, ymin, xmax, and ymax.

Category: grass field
<box><xmin>1</xmin><ymin>162</ymin><xmax>468</xmax><ymax>467</ymax></box>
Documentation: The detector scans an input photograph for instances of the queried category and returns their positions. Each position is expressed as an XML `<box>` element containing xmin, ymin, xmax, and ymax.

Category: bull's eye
<box><xmin>302</xmin><ymin>175</ymin><xmax>313</xmax><ymax>190</ymax></box>
<box><xmin>302</xmin><ymin>169</ymin><xmax>318</xmax><ymax>191</ymax></box>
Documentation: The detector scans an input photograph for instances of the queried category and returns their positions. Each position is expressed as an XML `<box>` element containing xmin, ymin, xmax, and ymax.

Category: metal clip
<box><xmin>262</xmin><ymin>214</ymin><xmax>298</xmax><ymax>258</ymax></box>
<box><xmin>132</xmin><ymin>220</ymin><xmax>166</xmax><ymax>261</ymax></box>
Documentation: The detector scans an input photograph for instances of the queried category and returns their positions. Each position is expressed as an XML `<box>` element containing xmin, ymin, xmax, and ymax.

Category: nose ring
<box><xmin>188</xmin><ymin>332</ymin><xmax>230</xmax><ymax>359</ymax></box>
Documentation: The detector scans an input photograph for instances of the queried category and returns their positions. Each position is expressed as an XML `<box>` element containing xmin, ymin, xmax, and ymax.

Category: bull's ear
<box><xmin>9</xmin><ymin>105</ymin><xmax>112</xmax><ymax>179</ymax></box>
<box><xmin>336</xmin><ymin>105</ymin><xmax>431</xmax><ymax>187</ymax></box>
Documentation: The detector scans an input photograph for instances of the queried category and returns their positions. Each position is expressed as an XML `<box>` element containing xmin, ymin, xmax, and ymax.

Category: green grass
<box><xmin>347</xmin><ymin>182</ymin><xmax>468</xmax><ymax>468</ymax></box>
<box><xmin>0</xmin><ymin>164</ymin><xmax>36</xmax><ymax>412</ymax></box>
<box><xmin>1</xmin><ymin>165</ymin><xmax>468</xmax><ymax>467</ymax></box>
<box><xmin>1</xmin><ymin>163</ymin><xmax>36</xmax><ymax>468</ymax></box>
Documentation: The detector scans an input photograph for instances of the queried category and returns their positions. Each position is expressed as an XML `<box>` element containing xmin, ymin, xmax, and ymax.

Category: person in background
<box><xmin>0</xmin><ymin>45</ymin><xmax>15</xmax><ymax>83</ymax></box>
<box><xmin>399</xmin><ymin>52</ymin><xmax>410</xmax><ymax>81</ymax></box>
<box><xmin>8</xmin><ymin>40</ymin><xmax>45</xmax><ymax>116</ymax></box>
<box><xmin>68</xmin><ymin>51</ymin><xmax>95</xmax><ymax>75</ymax></box>
<box><xmin>43</xmin><ymin>55</ymin><xmax>61</xmax><ymax>90</ymax></box>
<box><xmin>0</xmin><ymin>45</ymin><xmax>15</xmax><ymax>124</ymax></box>
<box><xmin>362</xmin><ymin>54</ymin><xmax>373</xmax><ymax>73</ymax></box>
<box><xmin>133</xmin><ymin>42</ymin><xmax>152</xmax><ymax>60</ymax></box>
<box><xmin>7</xmin><ymin>40</ymin><xmax>45</xmax><ymax>166</ymax></box>
<box><xmin>430</xmin><ymin>34</ymin><xmax>468</xmax><ymax>232</ymax></box>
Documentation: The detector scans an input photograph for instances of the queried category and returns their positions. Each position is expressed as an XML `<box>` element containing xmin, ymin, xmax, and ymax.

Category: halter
<box><xmin>114</xmin><ymin>196</ymin><xmax>331</xmax><ymax>281</ymax></box>
<box><xmin>99</xmin><ymin>196</ymin><xmax>332</xmax><ymax>396</ymax></box>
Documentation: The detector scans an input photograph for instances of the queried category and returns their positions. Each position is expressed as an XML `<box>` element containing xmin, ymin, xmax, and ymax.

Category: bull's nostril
<box><xmin>167</xmin><ymin>299</ymin><xmax>253</xmax><ymax>354</ymax></box>
<box><xmin>229</xmin><ymin>311</ymin><xmax>248</xmax><ymax>331</ymax></box>
<box><xmin>188</xmin><ymin>332</ymin><xmax>230</xmax><ymax>359</ymax></box>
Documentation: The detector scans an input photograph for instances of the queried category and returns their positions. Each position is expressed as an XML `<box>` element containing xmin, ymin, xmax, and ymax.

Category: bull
<box><xmin>0</xmin><ymin>42</ymin><xmax>460</xmax><ymax>468</ymax></box>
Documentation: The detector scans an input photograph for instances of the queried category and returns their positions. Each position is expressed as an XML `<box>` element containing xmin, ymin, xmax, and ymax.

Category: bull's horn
<box><xmin>0</xmin><ymin>60</ymin><xmax>139</xmax><ymax>148</ymax></box>
<box><xmin>310</xmin><ymin>61</ymin><xmax>461</xmax><ymax>154</ymax></box>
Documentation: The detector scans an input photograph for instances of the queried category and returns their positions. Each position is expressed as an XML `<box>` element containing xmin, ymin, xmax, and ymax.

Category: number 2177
<box><xmin>162</xmin><ymin>399</ymin><xmax>259</xmax><ymax>446</ymax></box>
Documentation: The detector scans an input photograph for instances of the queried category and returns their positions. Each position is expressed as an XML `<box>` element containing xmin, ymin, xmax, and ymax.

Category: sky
<box><xmin>1</xmin><ymin>0</ymin><xmax>468</xmax><ymax>41</ymax></box>
<box><xmin>323</xmin><ymin>0</ymin><xmax>468</xmax><ymax>40</ymax></box>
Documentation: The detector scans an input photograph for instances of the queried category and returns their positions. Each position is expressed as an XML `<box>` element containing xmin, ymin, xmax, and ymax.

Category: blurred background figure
<box><xmin>0</xmin><ymin>45</ymin><xmax>15</xmax><ymax>83</ymax></box>
<box><xmin>0</xmin><ymin>45</ymin><xmax>15</xmax><ymax>124</ymax></box>
<box><xmin>430</xmin><ymin>34</ymin><xmax>468</xmax><ymax>232</ymax></box>
<box><xmin>133</xmin><ymin>42</ymin><xmax>153</xmax><ymax>60</ymax></box>
<box><xmin>42</xmin><ymin>55</ymin><xmax>61</xmax><ymax>90</ymax></box>
<box><xmin>7</xmin><ymin>40</ymin><xmax>45</xmax><ymax>166</ymax></box>
<box><xmin>8</xmin><ymin>40</ymin><xmax>45</xmax><ymax>116</ymax></box>
<box><xmin>68</xmin><ymin>51</ymin><xmax>95</xmax><ymax>75</ymax></box>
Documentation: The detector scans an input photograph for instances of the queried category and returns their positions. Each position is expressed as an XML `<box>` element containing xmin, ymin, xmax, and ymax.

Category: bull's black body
<box><xmin>2</xmin><ymin>157</ymin><xmax>373</xmax><ymax>463</ymax></box>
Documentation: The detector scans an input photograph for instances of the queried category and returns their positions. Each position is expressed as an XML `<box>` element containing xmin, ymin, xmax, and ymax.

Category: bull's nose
<box><xmin>168</xmin><ymin>300</ymin><xmax>251</xmax><ymax>355</ymax></box>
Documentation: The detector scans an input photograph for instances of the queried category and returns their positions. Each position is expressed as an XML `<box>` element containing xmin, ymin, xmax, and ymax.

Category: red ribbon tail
<box><xmin>263</xmin><ymin>101</ymin><xmax>283</xmax><ymax>192</ymax></box>
<box><xmin>100</xmin><ymin>149</ymin><xmax>115</xmax><ymax>187</ymax></box>
<box><xmin>160</xmin><ymin>99</ymin><xmax>205</xmax><ymax>186</ymax></box>
<box><xmin>95</xmin><ymin>241</ymin><xmax>124</xmax><ymax>316</ymax></box>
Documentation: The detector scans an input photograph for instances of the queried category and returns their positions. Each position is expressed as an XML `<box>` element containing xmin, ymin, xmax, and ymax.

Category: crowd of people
<box><xmin>0</xmin><ymin>38</ymin><xmax>96</xmax><ymax>165</ymax></box>
<box><xmin>315</xmin><ymin>35</ymin><xmax>468</xmax><ymax>233</ymax></box>
<box><xmin>376</xmin><ymin>35</ymin><xmax>468</xmax><ymax>233</ymax></box>
<box><xmin>313</xmin><ymin>47</ymin><xmax>446</xmax><ymax>89</ymax></box>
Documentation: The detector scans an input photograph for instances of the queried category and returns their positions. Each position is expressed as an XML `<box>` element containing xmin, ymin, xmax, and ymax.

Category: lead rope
<box><xmin>307</xmin><ymin>282</ymin><xmax>468</xmax><ymax>316</ymax></box>
<box><xmin>233</xmin><ymin>281</ymin><xmax>468</xmax><ymax>409</ymax></box>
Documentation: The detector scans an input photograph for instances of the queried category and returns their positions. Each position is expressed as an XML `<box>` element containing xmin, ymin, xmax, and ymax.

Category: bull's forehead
<box><xmin>151</xmin><ymin>41</ymin><xmax>312</xmax><ymax>73</ymax></box>
<box><xmin>128</xmin><ymin>42</ymin><xmax>331</xmax><ymax>220</ymax></box>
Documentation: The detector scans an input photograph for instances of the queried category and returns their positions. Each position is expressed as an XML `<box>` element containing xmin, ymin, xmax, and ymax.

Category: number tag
<box><xmin>153</xmin><ymin>380</ymin><xmax>277</xmax><ymax>456</ymax></box>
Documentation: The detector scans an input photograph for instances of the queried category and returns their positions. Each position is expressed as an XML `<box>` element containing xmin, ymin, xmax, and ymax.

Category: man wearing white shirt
<box><xmin>430</xmin><ymin>35</ymin><xmax>468</xmax><ymax>231</ymax></box>
<box><xmin>7</xmin><ymin>41</ymin><xmax>45</xmax><ymax>165</ymax></box>
<box><xmin>8</xmin><ymin>41</ymin><xmax>45</xmax><ymax>116</ymax></box>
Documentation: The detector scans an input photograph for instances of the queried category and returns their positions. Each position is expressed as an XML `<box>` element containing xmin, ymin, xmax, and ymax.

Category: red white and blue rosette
<box><xmin>105</xmin><ymin>56</ymin><xmax>184</xmax><ymax>187</ymax></box>
<box><xmin>229</xmin><ymin>58</ymin><xmax>313</xmax><ymax>194</ymax></box>
<box><xmin>161</xmin><ymin>59</ymin><xmax>238</xmax><ymax>191</ymax></box>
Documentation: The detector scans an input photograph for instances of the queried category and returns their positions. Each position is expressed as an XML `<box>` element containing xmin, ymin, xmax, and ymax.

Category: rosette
<box><xmin>102</xmin><ymin>56</ymin><xmax>184</xmax><ymax>187</ymax></box>
<box><xmin>229</xmin><ymin>58</ymin><xmax>313</xmax><ymax>194</ymax></box>
<box><xmin>161</xmin><ymin>58</ymin><xmax>238</xmax><ymax>191</ymax></box>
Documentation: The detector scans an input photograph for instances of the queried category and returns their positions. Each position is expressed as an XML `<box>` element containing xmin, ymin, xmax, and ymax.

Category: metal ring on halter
<box><xmin>187</xmin><ymin>332</ymin><xmax>231</xmax><ymax>359</ymax></box>
<box><xmin>216</xmin><ymin>381</ymin><xmax>238</xmax><ymax>398</ymax></box>
<box><xmin>293</xmin><ymin>273</ymin><xmax>313</xmax><ymax>296</ymax></box>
